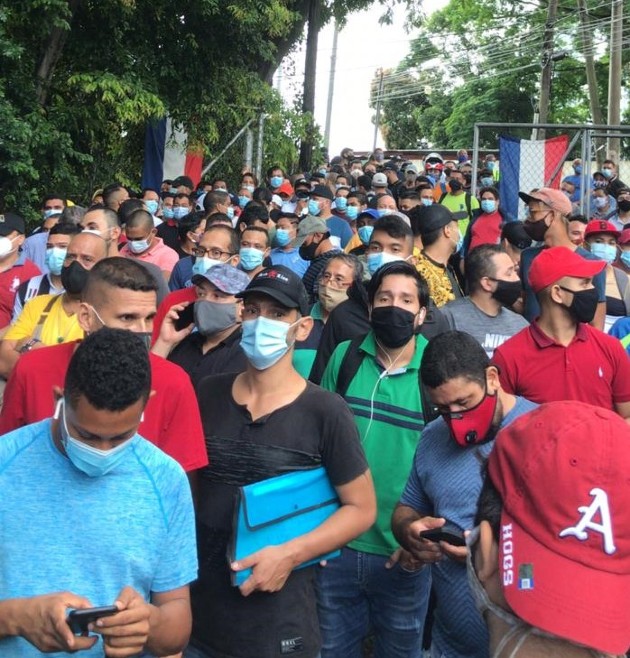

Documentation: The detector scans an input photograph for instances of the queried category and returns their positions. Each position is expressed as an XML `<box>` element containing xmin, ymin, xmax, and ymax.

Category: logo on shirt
<box><xmin>10</xmin><ymin>277</ymin><xmax>19</xmax><ymax>293</ymax></box>
<box><xmin>280</xmin><ymin>637</ymin><xmax>304</xmax><ymax>654</ymax></box>
<box><xmin>559</xmin><ymin>487</ymin><xmax>616</xmax><ymax>555</ymax></box>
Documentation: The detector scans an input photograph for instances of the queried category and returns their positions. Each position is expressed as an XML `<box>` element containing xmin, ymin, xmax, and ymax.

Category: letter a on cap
<box><xmin>559</xmin><ymin>487</ymin><xmax>616</xmax><ymax>555</ymax></box>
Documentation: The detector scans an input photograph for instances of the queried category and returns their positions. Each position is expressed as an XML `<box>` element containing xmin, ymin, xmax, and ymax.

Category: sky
<box><xmin>276</xmin><ymin>1</ymin><xmax>448</xmax><ymax>157</ymax></box>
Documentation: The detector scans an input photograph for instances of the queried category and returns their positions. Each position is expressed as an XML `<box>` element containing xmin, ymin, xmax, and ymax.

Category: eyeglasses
<box><xmin>320</xmin><ymin>272</ymin><xmax>352</xmax><ymax>288</ymax></box>
<box><xmin>192</xmin><ymin>246</ymin><xmax>233</xmax><ymax>259</ymax></box>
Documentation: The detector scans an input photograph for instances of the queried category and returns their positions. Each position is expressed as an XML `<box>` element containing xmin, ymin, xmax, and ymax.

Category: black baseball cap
<box><xmin>415</xmin><ymin>204</ymin><xmax>456</xmax><ymax>235</ymax></box>
<box><xmin>501</xmin><ymin>221</ymin><xmax>533</xmax><ymax>250</ymax></box>
<box><xmin>236</xmin><ymin>265</ymin><xmax>310</xmax><ymax>315</ymax></box>
<box><xmin>0</xmin><ymin>212</ymin><xmax>25</xmax><ymax>236</ymax></box>
<box><xmin>310</xmin><ymin>184</ymin><xmax>334</xmax><ymax>201</ymax></box>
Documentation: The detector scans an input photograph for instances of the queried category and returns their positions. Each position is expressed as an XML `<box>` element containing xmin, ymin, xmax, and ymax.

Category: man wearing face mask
<box><xmin>441</xmin><ymin>245</ymin><xmax>528</xmax><ymax>358</ymax></box>
<box><xmin>519</xmin><ymin>187</ymin><xmax>607</xmax><ymax>329</ymax></box>
<box><xmin>438</xmin><ymin>169</ymin><xmax>479</xmax><ymax>238</ymax></box>
<box><xmin>188</xmin><ymin>265</ymin><xmax>376</xmax><ymax>658</ymax></box>
<box><xmin>602</xmin><ymin>158</ymin><xmax>628</xmax><ymax>198</ymax></box>
<box><xmin>0</xmin><ymin>232</ymin><xmax>108</xmax><ymax>379</ymax></box>
<box><xmin>12</xmin><ymin>223</ymin><xmax>82</xmax><ymax>320</ymax></box>
<box><xmin>152</xmin><ymin>264</ymin><xmax>249</xmax><ymax>388</ymax></box>
<box><xmin>141</xmin><ymin>187</ymin><xmax>162</xmax><ymax>225</ymax></box>
<box><xmin>239</xmin><ymin>226</ymin><xmax>270</xmax><ymax>279</ymax></box>
<box><xmin>472</xmin><ymin>401</ymin><xmax>630</xmax><ymax>658</ymax></box>
<box><xmin>269</xmin><ymin>213</ymin><xmax>309</xmax><ymax>277</ymax></box>
<box><xmin>492</xmin><ymin>246</ymin><xmax>630</xmax><ymax>418</ymax></box>
<box><xmin>157</xmin><ymin>192</ymin><xmax>193</xmax><ymax>252</ymax></box>
<box><xmin>0</xmin><ymin>328</ymin><xmax>198</xmax><ymax>658</ymax></box>
<box><xmin>0</xmin><ymin>212</ymin><xmax>41</xmax><ymax>331</ymax></box>
<box><xmin>297</xmin><ymin>216</ymin><xmax>342</xmax><ymax>304</ymax></box>
<box><xmin>392</xmin><ymin>331</ymin><xmax>537</xmax><ymax>658</ymax></box>
<box><xmin>318</xmin><ymin>262</ymin><xmax>434</xmax><ymax>658</ymax></box>
<box><xmin>412</xmin><ymin>204</ymin><xmax>465</xmax><ymax>307</ymax></box>
<box><xmin>614</xmin><ymin>186</ymin><xmax>630</xmax><ymax>229</ymax></box>
<box><xmin>0</xmin><ymin>257</ymin><xmax>208</xmax><ymax>474</ymax></box>
<box><xmin>121</xmin><ymin>209</ymin><xmax>179</xmax><ymax>281</ymax></box>
<box><xmin>307</xmin><ymin>184</ymin><xmax>353</xmax><ymax>249</ymax></box>
<box><xmin>583</xmin><ymin>220</ymin><xmax>630</xmax><ymax>332</ymax></box>
<box><xmin>591</xmin><ymin>187</ymin><xmax>618</xmax><ymax>225</ymax></box>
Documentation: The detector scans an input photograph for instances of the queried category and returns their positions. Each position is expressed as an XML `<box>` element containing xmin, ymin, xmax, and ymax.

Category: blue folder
<box><xmin>229</xmin><ymin>466</ymin><xmax>341</xmax><ymax>586</ymax></box>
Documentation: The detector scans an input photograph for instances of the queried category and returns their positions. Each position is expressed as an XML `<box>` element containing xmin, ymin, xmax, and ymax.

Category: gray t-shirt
<box><xmin>441</xmin><ymin>297</ymin><xmax>529</xmax><ymax>357</ymax></box>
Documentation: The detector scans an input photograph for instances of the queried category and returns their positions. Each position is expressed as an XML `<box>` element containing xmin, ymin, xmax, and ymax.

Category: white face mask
<box><xmin>0</xmin><ymin>235</ymin><xmax>17</xmax><ymax>258</ymax></box>
<box><xmin>465</xmin><ymin>528</ymin><xmax>612</xmax><ymax>658</ymax></box>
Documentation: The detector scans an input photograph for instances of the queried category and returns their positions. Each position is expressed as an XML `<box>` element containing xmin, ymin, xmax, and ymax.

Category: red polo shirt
<box><xmin>492</xmin><ymin>321</ymin><xmax>630</xmax><ymax>410</ymax></box>
<box><xmin>0</xmin><ymin>255</ymin><xmax>41</xmax><ymax>327</ymax></box>
<box><xmin>0</xmin><ymin>341</ymin><xmax>208</xmax><ymax>472</ymax></box>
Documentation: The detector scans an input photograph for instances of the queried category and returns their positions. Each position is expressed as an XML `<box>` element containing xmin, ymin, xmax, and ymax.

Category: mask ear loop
<box><xmin>53</xmin><ymin>397</ymin><xmax>63</xmax><ymax>420</ymax></box>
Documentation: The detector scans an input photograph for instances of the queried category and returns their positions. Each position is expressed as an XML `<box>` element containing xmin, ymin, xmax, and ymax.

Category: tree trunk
<box><xmin>299</xmin><ymin>0</ymin><xmax>321</xmax><ymax>173</ymax></box>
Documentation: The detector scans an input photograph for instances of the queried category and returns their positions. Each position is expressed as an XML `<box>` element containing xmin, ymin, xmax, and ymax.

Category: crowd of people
<box><xmin>0</xmin><ymin>144</ymin><xmax>629</xmax><ymax>658</ymax></box>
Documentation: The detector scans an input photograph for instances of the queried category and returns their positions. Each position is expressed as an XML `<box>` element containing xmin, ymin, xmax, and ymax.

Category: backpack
<box><xmin>334</xmin><ymin>334</ymin><xmax>440</xmax><ymax>424</ymax></box>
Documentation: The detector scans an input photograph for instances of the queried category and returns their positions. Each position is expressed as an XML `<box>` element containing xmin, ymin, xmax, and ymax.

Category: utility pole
<box><xmin>372</xmin><ymin>68</ymin><xmax>385</xmax><ymax>152</ymax></box>
<box><xmin>536</xmin><ymin>0</ymin><xmax>559</xmax><ymax>140</ymax></box>
<box><xmin>607</xmin><ymin>0</ymin><xmax>623</xmax><ymax>161</ymax></box>
<box><xmin>323</xmin><ymin>21</ymin><xmax>339</xmax><ymax>152</ymax></box>
<box><xmin>299</xmin><ymin>0</ymin><xmax>322</xmax><ymax>173</ymax></box>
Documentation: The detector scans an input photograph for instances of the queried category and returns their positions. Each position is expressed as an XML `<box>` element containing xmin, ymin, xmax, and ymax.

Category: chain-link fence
<box><xmin>472</xmin><ymin>123</ymin><xmax>630</xmax><ymax>222</ymax></box>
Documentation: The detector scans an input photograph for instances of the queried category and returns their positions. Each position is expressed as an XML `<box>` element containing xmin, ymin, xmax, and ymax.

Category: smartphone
<box><xmin>419</xmin><ymin>523</ymin><xmax>466</xmax><ymax>547</ymax></box>
<box><xmin>66</xmin><ymin>606</ymin><xmax>119</xmax><ymax>634</ymax></box>
<box><xmin>173</xmin><ymin>303</ymin><xmax>194</xmax><ymax>331</ymax></box>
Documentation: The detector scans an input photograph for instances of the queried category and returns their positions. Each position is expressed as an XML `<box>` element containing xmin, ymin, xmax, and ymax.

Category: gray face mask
<box><xmin>193</xmin><ymin>300</ymin><xmax>237</xmax><ymax>337</ymax></box>
<box><xmin>465</xmin><ymin>527</ymin><xmax>613</xmax><ymax>658</ymax></box>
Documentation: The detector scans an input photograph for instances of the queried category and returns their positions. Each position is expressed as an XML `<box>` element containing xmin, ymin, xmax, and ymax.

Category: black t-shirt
<box><xmin>191</xmin><ymin>372</ymin><xmax>368</xmax><ymax>658</ymax></box>
<box><xmin>157</xmin><ymin>221</ymin><xmax>186</xmax><ymax>256</ymax></box>
<box><xmin>168</xmin><ymin>327</ymin><xmax>247</xmax><ymax>388</ymax></box>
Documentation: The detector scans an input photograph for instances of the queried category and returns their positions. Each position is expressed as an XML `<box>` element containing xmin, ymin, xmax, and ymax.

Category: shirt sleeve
<box><xmin>4</xmin><ymin>296</ymin><xmax>41</xmax><ymax>341</ymax></box>
<box><xmin>0</xmin><ymin>361</ymin><xmax>26</xmax><ymax>433</ymax></box>
<box><xmin>609</xmin><ymin>337</ymin><xmax>630</xmax><ymax>404</ymax></box>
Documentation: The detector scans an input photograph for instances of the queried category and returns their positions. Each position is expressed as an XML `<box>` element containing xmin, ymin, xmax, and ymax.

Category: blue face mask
<box><xmin>244</xmin><ymin>184</ymin><xmax>255</xmax><ymax>193</ymax></box>
<box><xmin>55</xmin><ymin>399</ymin><xmax>134</xmax><ymax>477</ymax></box>
<box><xmin>590</xmin><ymin>242</ymin><xmax>617</xmax><ymax>264</ymax></box>
<box><xmin>480</xmin><ymin>177</ymin><xmax>494</xmax><ymax>188</ymax></box>
<box><xmin>270</xmin><ymin>176</ymin><xmax>283</xmax><ymax>188</ymax></box>
<box><xmin>366</xmin><ymin>251</ymin><xmax>404</xmax><ymax>276</ymax></box>
<box><xmin>240</xmin><ymin>316</ymin><xmax>298</xmax><ymax>370</ymax></box>
<box><xmin>376</xmin><ymin>209</ymin><xmax>389</xmax><ymax>218</ymax></box>
<box><xmin>358</xmin><ymin>225</ymin><xmax>374</xmax><ymax>245</ymax></box>
<box><xmin>602</xmin><ymin>168</ymin><xmax>613</xmax><ymax>179</ymax></box>
<box><xmin>226</xmin><ymin>206</ymin><xmax>235</xmax><ymax>220</ymax></box>
<box><xmin>192</xmin><ymin>256</ymin><xmax>223</xmax><ymax>277</ymax></box>
<box><xmin>593</xmin><ymin>196</ymin><xmax>608</xmax><ymax>209</ymax></box>
<box><xmin>335</xmin><ymin>197</ymin><xmax>347</xmax><ymax>211</ymax></box>
<box><xmin>239</xmin><ymin>247</ymin><xmax>265</xmax><ymax>271</ymax></box>
<box><xmin>46</xmin><ymin>247</ymin><xmax>67</xmax><ymax>276</ymax></box>
<box><xmin>275</xmin><ymin>228</ymin><xmax>292</xmax><ymax>247</ymax></box>
<box><xmin>621</xmin><ymin>251</ymin><xmax>630</xmax><ymax>268</ymax></box>
<box><xmin>421</xmin><ymin>198</ymin><xmax>433</xmax><ymax>207</ymax></box>
<box><xmin>128</xmin><ymin>237</ymin><xmax>151</xmax><ymax>254</ymax></box>
<box><xmin>43</xmin><ymin>208</ymin><xmax>61</xmax><ymax>220</ymax></box>
<box><xmin>163</xmin><ymin>207</ymin><xmax>175</xmax><ymax>220</ymax></box>
<box><xmin>574</xmin><ymin>165</ymin><xmax>583</xmax><ymax>175</ymax></box>
<box><xmin>346</xmin><ymin>205</ymin><xmax>359</xmax><ymax>221</ymax></box>
<box><xmin>486</xmin><ymin>161</ymin><xmax>495</xmax><ymax>171</ymax></box>
<box><xmin>173</xmin><ymin>206</ymin><xmax>189</xmax><ymax>220</ymax></box>
<box><xmin>145</xmin><ymin>200</ymin><xmax>159</xmax><ymax>215</ymax></box>
<box><xmin>481</xmin><ymin>199</ymin><xmax>496</xmax><ymax>213</ymax></box>
<box><xmin>238</xmin><ymin>195</ymin><xmax>250</xmax><ymax>209</ymax></box>
<box><xmin>308</xmin><ymin>199</ymin><xmax>321</xmax><ymax>216</ymax></box>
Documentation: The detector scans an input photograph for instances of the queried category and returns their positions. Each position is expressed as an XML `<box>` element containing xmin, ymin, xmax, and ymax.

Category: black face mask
<box><xmin>299</xmin><ymin>239</ymin><xmax>320</xmax><ymax>261</ymax></box>
<box><xmin>618</xmin><ymin>199</ymin><xmax>630</xmax><ymax>213</ymax></box>
<box><xmin>523</xmin><ymin>218</ymin><xmax>549</xmax><ymax>242</ymax></box>
<box><xmin>371</xmin><ymin>306</ymin><xmax>417</xmax><ymax>348</ymax></box>
<box><xmin>449</xmin><ymin>179</ymin><xmax>463</xmax><ymax>192</ymax></box>
<box><xmin>60</xmin><ymin>261</ymin><xmax>89</xmax><ymax>295</ymax></box>
<box><xmin>558</xmin><ymin>285</ymin><xmax>599</xmax><ymax>324</ymax></box>
<box><xmin>490</xmin><ymin>279</ymin><xmax>522</xmax><ymax>307</ymax></box>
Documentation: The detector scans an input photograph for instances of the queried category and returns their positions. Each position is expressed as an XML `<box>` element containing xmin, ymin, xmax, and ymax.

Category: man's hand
<box><xmin>94</xmin><ymin>586</ymin><xmax>152</xmax><ymax>657</ymax></box>
<box><xmin>152</xmin><ymin>302</ymin><xmax>194</xmax><ymax>357</ymax></box>
<box><xmin>385</xmin><ymin>548</ymin><xmax>424</xmax><ymax>572</ymax></box>
<box><xmin>18</xmin><ymin>592</ymin><xmax>97</xmax><ymax>653</ymax></box>
<box><xmin>438</xmin><ymin>531</ymin><xmax>470</xmax><ymax>563</ymax></box>
<box><xmin>232</xmin><ymin>545</ymin><xmax>298</xmax><ymax>597</ymax></box>
<box><xmin>401</xmin><ymin>516</ymin><xmax>447</xmax><ymax>564</ymax></box>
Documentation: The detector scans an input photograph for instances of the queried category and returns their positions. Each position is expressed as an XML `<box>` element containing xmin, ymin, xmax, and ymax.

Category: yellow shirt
<box><xmin>344</xmin><ymin>232</ymin><xmax>363</xmax><ymax>253</ymax></box>
<box><xmin>5</xmin><ymin>294</ymin><xmax>83</xmax><ymax>345</ymax></box>
<box><xmin>416</xmin><ymin>252</ymin><xmax>460</xmax><ymax>308</ymax></box>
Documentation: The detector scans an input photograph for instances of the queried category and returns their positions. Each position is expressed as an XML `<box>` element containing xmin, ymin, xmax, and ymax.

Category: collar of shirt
<box><xmin>530</xmin><ymin>320</ymin><xmax>588</xmax><ymax>348</ymax></box>
<box><xmin>360</xmin><ymin>330</ymin><xmax>426</xmax><ymax>371</ymax></box>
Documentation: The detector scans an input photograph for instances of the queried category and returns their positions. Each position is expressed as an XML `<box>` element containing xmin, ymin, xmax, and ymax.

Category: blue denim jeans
<box><xmin>184</xmin><ymin>644</ymin><xmax>321</xmax><ymax>658</ymax></box>
<box><xmin>316</xmin><ymin>547</ymin><xmax>431</xmax><ymax>658</ymax></box>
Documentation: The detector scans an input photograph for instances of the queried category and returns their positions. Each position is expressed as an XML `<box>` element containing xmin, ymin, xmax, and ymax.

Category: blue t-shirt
<box><xmin>520</xmin><ymin>245</ymin><xmax>606</xmax><ymax>322</ymax></box>
<box><xmin>169</xmin><ymin>256</ymin><xmax>194</xmax><ymax>291</ymax></box>
<box><xmin>400</xmin><ymin>396</ymin><xmax>538</xmax><ymax>658</ymax></box>
<box><xmin>269</xmin><ymin>247</ymin><xmax>309</xmax><ymax>278</ymax></box>
<box><xmin>0</xmin><ymin>419</ymin><xmax>198</xmax><ymax>657</ymax></box>
<box><xmin>22</xmin><ymin>232</ymin><xmax>49</xmax><ymax>273</ymax></box>
<box><xmin>325</xmin><ymin>215</ymin><xmax>353</xmax><ymax>249</ymax></box>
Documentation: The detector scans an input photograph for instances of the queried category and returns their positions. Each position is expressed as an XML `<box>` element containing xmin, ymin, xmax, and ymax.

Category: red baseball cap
<box><xmin>618</xmin><ymin>228</ymin><xmax>630</xmax><ymax>246</ymax></box>
<box><xmin>584</xmin><ymin>219</ymin><xmax>620</xmax><ymax>238</ymax></box>
<box><xmin>488</xmin><ymin>402</ymin><xmax>630</xmax><ymax>655</ymax></box>
<box><xmin>528</xmin><ymin>246</ymin><xmax>605</xmax><ymax>293</ymax></box>
<box><xmin>277</xmin><ymin>181</ymin><xmax>294</xmax><ymax>198</ymax></box>
<box><xmin>519</xmin><ymin>187</ymin><xmax>572</xmax><ymax>216</ymax></box>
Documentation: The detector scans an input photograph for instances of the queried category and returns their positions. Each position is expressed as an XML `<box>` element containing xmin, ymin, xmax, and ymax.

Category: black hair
<box><xmin>465</xmin><ymin>244</ymin><xmax>505</xmax><ymax>293</ymax></box>
<box><xmin>399</xmin><ymin>189</ymin><xmax>420</xmax><ymax>201</ymax></box>
<box><xmin>240</xmin><ymin>172</ymin><xmax>258</xmax><ymax>185</ymax></box>
<box><xmin>325</xmin><ymin>252</ymin><xmax>364</xmax><ymax>284</ymax></box>
<box><xmin>211</xmin><ymin>176</ymin><xmax>227</xmax><ymax>187</ymax></box>
<box><xmin>474</xmin><ymin>466</ymin><xmax>502</xmax><ymax>538</ymax></box>
<box><xmin>206</xmin><ymin>213</ymin><xmax>232</xmax><ymax>227</ymax></box>
<box><xmin>241</xmin><ymin>225</ymin><xmax>270</xmax><ymax>246</ymax></box>
<box><xmin>49</xmin><ymin>222</ymin><xmax>82</xmax><ymax>237</ymax></box>
<box><xmin>420</xmin><ymin>330</ymin><xmax>490</xmax><ymax>389</ymax></box>
<box><xmin>266</xmin><ymin>165</ymin><xmax>285</xmax><ymax>178</ymax></box>
<box><xmin>118</xmin><ymin>198</ymin><xmax>144</xmax><ymax>225</ymax></box>
<box><xmin>367</xmin><ymin>261</ymin><xmax>429</xmax><ymax>307</ymax></box>
<box><xmin>102</xmin><ymin>184</ymin><xmax>127</xmax><ymax>209</ymax></box>
<box><xmin>125</xmin><ymin>209</ymin><xmax>154</xmax><ymax>231</ymax></box>
<box><xmin>82</xmin><ymin>257</ymin><xmax>158</xmax><ymax>302</ymax></box>
<box><xmin>253</xmin><ymin>187</ymin><xmax>273</xmax><ymax>204</ymax></box>
<box><xmin>141</xmin><ymin>187</ymin><xmax>160</xmax><ymax>197</ymax></box>
<box><xmin>65</xmin><ymin>327</ymin><xmax>151</xmax><ymax>412</ymax></box>
<box><xmin>277</xmin><ymin>212</ymin><xmax>299</xmax><ymax>225</ymax></box>
<box><xmin>203</xmin><ymin>190</ymin><xmax>229</xmax><ymax>213</ymax></box>
<box><xmin>177</xmin><ymin>211</ymin><xmax>206</xmax><ymax>242</ymax></box>
<box><xmin>371</xmin><ymin>214</ymin><xmax>413</xmax><ymax>242</ymax></box>
<box><xmin>568</xmin><ymin>213</ymin><xmax>588</xmax><ymax>225</ymax></box>
<box><xmin>174</xmin><ymin>193</ymin><xmax>192</xmax><ymax>204</ymax></box>
<box><xmin>479</xmin><ymin>186</ymin><xmax>499</xmax><ymax>199</ymax></box>
<box><xmin>348</xmin><ymin>191</ymin><xmax>367</xmax><ymax>205</ymax></box>
<box><xmin>239</xmin><ymin>202</ymin><xmax>269</xmax><ymax>227</ymax></box>
<box><xmin>204</xmin><ymin>224</ymin><xmax>240</xmax><ymax>255</ymax></box>
<box><xmin>42</xmin><ymin>194</ymin><xmax>65</xmax><ymax>207</ymax></box>
<box><xmin>420</xmin><ymin>226</ymin><xmax>445</xmax><ymax>248</ymax></box>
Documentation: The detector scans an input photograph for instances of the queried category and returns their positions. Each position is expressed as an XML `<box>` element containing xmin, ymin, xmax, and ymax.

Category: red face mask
<box><xmin>443</xmin><ymin>389</ymin><xmax>498</xmax><ymax>447</ymax></box>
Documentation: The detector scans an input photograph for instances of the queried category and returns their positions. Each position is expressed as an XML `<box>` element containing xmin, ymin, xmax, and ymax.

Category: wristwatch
<box><xmin>17</xmin><ymin>338</ymin><xmax>41</xmax><ymax>354</ymax></box>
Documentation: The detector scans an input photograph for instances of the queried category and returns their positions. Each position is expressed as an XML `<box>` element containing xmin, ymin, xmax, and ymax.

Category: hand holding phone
<box><xmin>66</xmin><ymin>605</ymin><xmax>119</xmax><ymax>634</ymax></box>
<box><xmin>419</xmin><ymin>522</ymin><xmax>466</xmax><ymax>547</ymax></box>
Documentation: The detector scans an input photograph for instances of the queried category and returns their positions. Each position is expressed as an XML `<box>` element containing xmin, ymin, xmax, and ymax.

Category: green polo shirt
<box><xmin>321</xmin><ymin>331</ymin><xmax>427</xmax><ymax>555</ymax></box>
